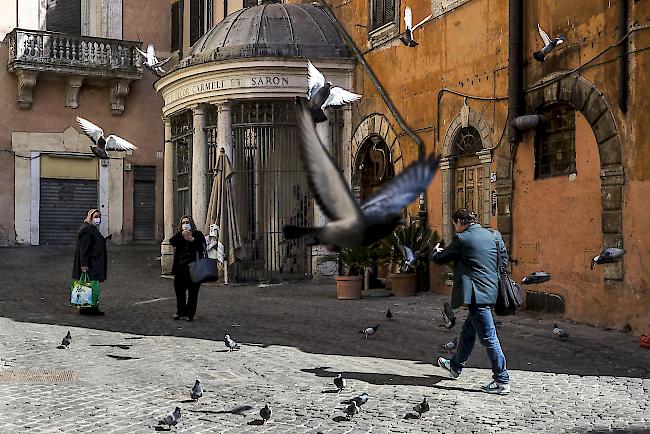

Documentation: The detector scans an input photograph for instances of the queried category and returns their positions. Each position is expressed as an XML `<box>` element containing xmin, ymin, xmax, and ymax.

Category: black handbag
<box><xmin>189</xmin><ymin>249</ymin><xmax>218</xmax><ymax>284</ymax></box>
<box><xmin>492</xmin><ymin>234</ymin><xmax>522</xmax><ymax>316</ymax></box>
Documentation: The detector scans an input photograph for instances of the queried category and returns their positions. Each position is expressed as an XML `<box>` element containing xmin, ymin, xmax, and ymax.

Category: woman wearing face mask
<box><xmin>72</xmin><ymin>208</ymin><xmax>109</xmax><ymax>315</ymax></box>
<box><xmin>169</xmin><ymin>215</ymin><xmax>206</xmax><ymax>321</ymax></box>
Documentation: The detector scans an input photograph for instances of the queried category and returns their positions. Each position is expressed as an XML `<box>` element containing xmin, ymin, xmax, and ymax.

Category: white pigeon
<box><xmin>136</xmin><ymin>44</ymin><xmax>171</xmax><ymax>76</ymax></box>
<box><xmin>76</xmin><ymin>117</ymin><xmax>137</xmax><ymax>160</ymax></box>
<box><xmin>553</xmin><ymin>323</ymin><xmax>569</xmax><ymax>340</ymax></box>
<box><xmin>400</xmin><ymin>6</ymin><xmax>431</xmax><ymax>47</ymax></box>
<box><xmin>306</xmin><ymin>61</ymin><xmax>361</xmax><ymax>123</ymax></box>
<box><xmin>224</xmin><ymin>334</ymin><xmax>240</xmax><ymax>352</ymax></box>
<box><xmin>533</xmin><ymin>23</ymin><xmax>565</xmax><ymax>62</ymax></box>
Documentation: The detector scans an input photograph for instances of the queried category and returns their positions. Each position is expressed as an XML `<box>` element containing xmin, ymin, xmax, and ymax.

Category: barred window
<box><xmin>452</xmin><ymin>126</ymin><xmax>483</xmax><ymax>156</ymax></box>
<box><xmin>534</xmin><ymin>105</ymin><xmax>576</xmax><ymax>179</ymax></box>
<box><xmin>371</xmin><ymin>0</ymin><xmax>397</xmax><ymax>31</ymax></box>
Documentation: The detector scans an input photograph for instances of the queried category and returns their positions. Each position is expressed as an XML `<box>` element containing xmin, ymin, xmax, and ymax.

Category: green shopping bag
<box><xmin>70</xmin><ymin>272</ymin><xmax>100</xmax><ymax>307</ymax></box>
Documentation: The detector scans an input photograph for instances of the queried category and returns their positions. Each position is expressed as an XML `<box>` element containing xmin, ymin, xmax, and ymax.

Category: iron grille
<box><xmin>231</xmin><ymin>100</ymin><xmax>313</xmax><ymax>281</ymax></box>
<box><xmin>329</xmin><ymin>107</ymin><xmax>344</xmax><ymax>172</ymax></box>
<box><xmin>453</xmin><ymin>126</ymin><xmax>483</xmax><ymax>156</ymax></box>
<box><xmin>535</xmin><ymin>105</ymin><xmax>576</xmax><ymax>179</ymax></box>
<box><xmin>171</xmin><ymin>111</ymin><xmax>193</xmax><ymax>225</ymax></box>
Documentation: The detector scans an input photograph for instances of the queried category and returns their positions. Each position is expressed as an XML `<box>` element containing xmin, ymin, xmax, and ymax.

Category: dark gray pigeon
<box><xmin>190</xmin><ymin>379</ymin><xmax>203</xmax><ymax>402</ymax></box>
<box><xmin>359</xmin><ymin>325</ymin><xmax>379</xmax><ymax>339</ymax></box>
<box><xmin>306</xmin><ymin>61</ymin><xmax>361</xmax><ymax>123</ymax></box>
<box><xmin>386</xmin><ymin>309</ymin><xmax>393</xmax><ymax>320</ymax></box>
<box><xmin>522</xmin><ymin>271</ymin><xmax>551</xmax><ymax>285</ymax></box>
<box><xmin>344</xmin><ymin>401</ymin><xmax>359</xmax><ymax>420</ymax></box>
<box><xmin>399</xmin><ymin>6</ymin><xmax>431</xmax><ymax>47</ymax></box>
<box><xmin>260</xmin><ymin>404</ymin><xmax>272</xmax><ymax>424</ymax></box>
<box><xmin>441</xmin><ymin>337</ymin><xmax>458</xmax><ymax>353</ymax></box>
<box><xmin>333</xmin><ymin>374</ymin><xmax>346</xmax><ymax>392</ymax></box>
<box><xmin>57</xmin><ymin>331</ymin><xmax>71</xmax><ymax>349</ymax></box>
<box><xmin>591</xmin><ymin>247</ymin><xmax>624</xmax><ymax>269</ymax></box>
<box><xmin>284</xmin><ymin>98</ymin><xmax>440</xmax><ymax>249</ymax></box>
<box><xmin>533</xmin><ymin>23</ymin><xmax>565</xmax><ymax>62</ymax></box>
<box><xmin>76</xmin><ymin>117</ymin><xmax>137</xmax><ymax>160</ymax></box>
<box><xmin>442</xmin><ymin>302</ymin><xmax>456</xmax><ymax>329</ymax></box>
<box><xmin>553</xmin><ymin>323</ymin><xmax>569</xmax><ymax>340</ymax></box>
<box><xmin>162</xmin><ymin>406</ymin><xmax>182</xmax><ymax>429</ymax></box>
<box><xmin>413</xmin><ymin>397</ymin><xmax>429</xmax><ymax>418</ymax></box>
<box><xmin>351</xmin><ymin>392</ymin><xmax>369</xmax><ymax>407</ymax></box>
<box><xmin>224</xmin><ymin>334</ymin><xmax>240</xmax><ymax>352</ymax></box>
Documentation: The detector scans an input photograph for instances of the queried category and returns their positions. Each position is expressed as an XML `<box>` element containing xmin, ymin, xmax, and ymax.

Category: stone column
<box><xmin>477</xmin><ymin>149</ymin><xmax>492</xmax><ymax>227</ymax></box>
<box><xmin>191</xmin><ymin>104</ymin><xmax>208</xmax><ymax>232</ymax></box>
<box><xmin>216</xmin><ymin>101</ymin><xmax>232</xmax><ymax>161</ymax></box>
<box><xmin>161</xmin><ymin>117</ymin><xmax>174</xmax><ymax>275</ymax></box>
<box><xmin>440</xmin><ymin>157</ymin><xmax>454</xmax><ymax>244</ymax></box>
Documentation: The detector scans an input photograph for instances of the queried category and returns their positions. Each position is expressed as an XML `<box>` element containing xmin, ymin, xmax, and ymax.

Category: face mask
<box><xmin>92</xmin><ymin>217</ymin><xmax>101</xmax><ymax>226</ymax></box>
<box><xmin>182</xmin><ymin>223</ymin><xmax>191</xmax><ymax>231</ymax></box>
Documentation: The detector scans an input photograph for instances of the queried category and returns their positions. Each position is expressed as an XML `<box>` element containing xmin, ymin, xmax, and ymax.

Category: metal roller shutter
<box><xmin>133</xmin><ymin>167</ymin><xmax>156</xmax><ymax>241</ymax></box>
<box><xmin>39</xmin><ymin>178</ymin><xmax>98</xmax><ymax>245</ymax></box>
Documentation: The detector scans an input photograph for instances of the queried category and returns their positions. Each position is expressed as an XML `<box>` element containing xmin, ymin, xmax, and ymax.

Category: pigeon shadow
<box><xmin>430</xmin><ymin>384</ymin><xmax>485</xmax><ymax>394</ymax></box>
<box><xmin>106</xmin><ymin>354</ymin><xmax>139</xmax><ymax>360</ymax></box>
<box><xmin>187</xmin><ymin>405</ymin><xmax>253</xmax><ymax>416</ymax></box>
<box><xmin>246</xmin><ymin>419</ymin><xmax>265</xmax><ymax>426</ymax></box>
<box><xmin>179</xmin><ymin>399</ymin><xmax>195</xmax><ymax>404</ymax></box>
<box><xmin>302</xmin><ymin>366</ymin><xmax>445</xmax><ymax>387</ymax></box>
<box><xmin>332</xmin><ymin>416</ymin><xmax>350</xmax><ymax>423</ymax></box>
<box><xmin>90</xmin><ymin>344</ymin><xmax>131</xmax><ymax>350</ymax></box>
<box><xmin>404</xmin><ymin>413</ymin><xmax>420</xmax><ymax>420</ymax></box>
<box><xmin>320</xmin><ymin>389</ymin><xmax>340</xmax><ymax>394</ymax></box>
<box><xmin>124</xmin><ymin>337</ymin><xmax>144</xmax><ymax>340</ymax></box>
<box><xmin>154</xmin><ymin>427</ymin><xmax>171</xmax><ymax>432</ymax></box>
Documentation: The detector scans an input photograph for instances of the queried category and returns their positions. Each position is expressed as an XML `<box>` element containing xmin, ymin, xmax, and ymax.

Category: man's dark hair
<box><xmin>452</xmin><ymin>208</ymin><xmax>477</xmax><ymax>225</ymax></box>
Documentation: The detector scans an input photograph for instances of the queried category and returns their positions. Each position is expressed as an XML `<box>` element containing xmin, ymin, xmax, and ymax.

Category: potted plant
<box><xmin>382</xmin><ymin>222</ymin><xmax>433</xmax><ymax>297</ymax></box>
<box><xmin>335</xmin><ymin>244</ymin><xmax>379</xmax><ymax>300</ymax></box>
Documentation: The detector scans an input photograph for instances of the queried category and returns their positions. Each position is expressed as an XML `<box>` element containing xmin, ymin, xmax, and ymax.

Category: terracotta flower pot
<box><xmin>335</xmin><ymin>275</ymin><xmax>363</xmax><ymax>300</ymax></box>
<box><xmin>389</xmin><ymin>272</ymin><xmax>417</xmax><ymax>297</ymax></box>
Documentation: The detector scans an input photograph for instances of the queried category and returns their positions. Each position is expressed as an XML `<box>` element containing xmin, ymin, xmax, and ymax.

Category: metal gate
<box><xmin>231</xmin><ymin>100</ymin><xmax>313</xmax><ymax>281</ymax></box>
<box><xmin>171</xmin><ymin>111</ymin><xmax>193</xmax><ymax>225</ymax></box>
<box><xmin>39</xmin><ymin>178</ymin><xmax>98</xmax><ymax>244</ymax></box>
<box><xmin>133</xmin><ymin>166</ymin><xmax>156</xmax><ymax>241</ymax></box>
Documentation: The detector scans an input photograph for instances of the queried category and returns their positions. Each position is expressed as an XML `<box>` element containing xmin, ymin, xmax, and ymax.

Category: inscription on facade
<box><xmin>166</xmin><ymin>75</ymin><xmax>292</xmax><ymax>104</ymax></box>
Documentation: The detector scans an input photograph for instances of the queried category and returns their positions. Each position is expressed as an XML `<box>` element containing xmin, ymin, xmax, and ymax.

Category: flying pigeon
<box><xmin>359</xmin><ymin>325</ymin><xmax>380</xmax><ymax>339</ymax></box>
<box><xmin>306</xmin><ymin>61</ymin><xmax>361</xmax><ymax>123</ymax></box>
<box><xmin>351</xmin><ymin>392</ymin><xmax>369</xmax><ymax>407</ymax></box>
<box><xmin>442</xmin><ymin>302</ymin><xmax>456</xmax><ymax>329</ymax></box>
<box><xmin>260</xmin><ymin>404</ymin><xmax>272</xmax><ymax>424</ymax></box>
<box><xmin>413</xmin><ymin>397</ymin><xmax>430</xmax><ymax>418</ymax></box>
<box><xmin>386</xmin><ymin>309</ymin><xmax>393</xmax><ymax>320</ymax></box>
<box><xmin>57</xmin><ymin>331</ymin><xmax>71</xmax><ymax>349</ymax></box>
<box><xmin>396</xmin><ymin>244</ymin><xmax>417</xmax><ymax>272</ymax></box>
<box><xmin>521</xmin><ymin>271</ymin><xmax>552</xmax><ymax>285</ymax></box>
<box><xmin>190</xmin><ymin>379</ymin><xmax>203</xmax><ymax>402</ymax></box>
<box><xmin>333</xmin><ymin>374</ymin><xmax>346</xmax><ymax>392</ymax></box>
<box><xmin>161</xmin><ymin>406</ymin><xmax>182</xmax><ymax>429</ymax></box>
<box><xmin>591</xmin><ymin>247</ymin><xmax>624</xmax><ymax>269</ymax></box>
<box><xmin>284</xmin><ymin>98</ymin><xmax>440</xmax><ymax>249</ymax></box>
<box><xmin>224</xmin><ymin>334</ymin><xmax>240</xmax><ymax>352</ymax></box>
<box><xmin>135</xmin><ymin>44</ymin><xmax>171</xmax><ymax>76</ymax></box>
<box><xmin>441</xmin><ymin>337</ymin><xmax>458</xmax><ymax>353</ymax></box>
<box><xmin>344</xmin><ymin>401</ymin><xmax>359</xmax><ymax>420</ymax></box>
<box><xmin>533</xmin><ymin>23</ymin><xmax>565</xmax><ymax>62</ymax></box>
<box><xmin>553</xmin><ymin>323</ymin><xmax>569</xmax><ymax>340</ymax></box>
<box><xmin>76</xmin><ymin>117</ymin><xmax>137</xmax><ymax>160</ymax></box>
<box><xmin>400</xmin><ymin>6</ymin><xmax>432</xmax><ymax>47</ymax></box>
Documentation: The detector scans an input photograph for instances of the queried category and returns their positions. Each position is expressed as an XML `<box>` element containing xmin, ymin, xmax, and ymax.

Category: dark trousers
<box><xmin>174</xmin><ymin>266</ymin><xmax>201</xmax><ymax>318</ymax></box>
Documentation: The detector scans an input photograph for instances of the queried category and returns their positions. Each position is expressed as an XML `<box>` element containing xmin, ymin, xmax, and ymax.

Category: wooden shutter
<box><xmin>171</xmin><ymin>1</ymin><xmax>181</xmax><ymax>52</ymax></box>
<box><xmin>189</xmin><ymin>0</ymin><xmax>205</xmax><ymax>46</ymax></box>
<box><xmin>46</xmin><ymin>0</ymin><xmax>81</xmax><ymax>35</ymax></box>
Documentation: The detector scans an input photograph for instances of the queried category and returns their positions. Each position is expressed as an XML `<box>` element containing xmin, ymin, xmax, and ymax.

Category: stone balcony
<box><xmin>6</xmin><ymin>28</ymin><xmax>144</xmax><ymax>114</ymax></box>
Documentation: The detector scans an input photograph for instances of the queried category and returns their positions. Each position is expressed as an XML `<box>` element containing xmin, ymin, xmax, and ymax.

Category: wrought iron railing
<box><xmin>7</xmin><ymin>28</ymin><xmax>143</xmax><ymax>76</ymax></box>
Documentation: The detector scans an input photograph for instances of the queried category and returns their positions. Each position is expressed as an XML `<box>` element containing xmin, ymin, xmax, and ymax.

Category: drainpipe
<box><xmin>618</xmin><ymin>0</ymin><xmax>629</xmax><ymax>113</ymax></box>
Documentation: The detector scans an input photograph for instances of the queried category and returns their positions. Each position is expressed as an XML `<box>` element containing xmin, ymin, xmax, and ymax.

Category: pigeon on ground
<box><xmin>400</xmin><ymin>6</ymin><xmax>431</xmax><ymax>47</ymax></box>
<box><xmin>442</xmin><ymin>302</ymin><xmax>456</xmax><ymax>329</ymax></box>
<box><xmin>190</xmin><ymin>379</ymin><xmax>203</xmax><ymax>402</ymax></box>
<box><xmin>413</xmin><ymin>397</ymin><xmax>429</xmax><ymax>418</ymax></box>
<box><xmin>351</xmin><ymin>392</ymin><xmax>369</xmax><ymax>407</ymax></box>
<box><xmin>135</xmin><ymin>43</ymin><xmax>171</xmax><ymax>76</ymax></box>
<box><xmin>260</xmin><ymin>404</ymin><xmax>272</xmax><ymax>424</ymax></box>
<box><xmin>441</xmin><ymin>337</ymin><xmax>458</xmax><ymax>353</ymax></box>
<box><xmin>521</xmin><ymin>271</ymin><xmax>551</xmax><ymax>285</ymax></box>
<box><xmin>57</xmin><ymin>331</ymin><xmax>71</xmax><ymax>349</ymax></box>
<box><xmin>553</xmin><ymin>323</ymin><xmax>569</xmax><ymax>340</ymax></box>
<box><xmin>306</xmin><ymin>61</ymin><xmax>361</xmax><ymax>123</ymax></box>
<box><xmin>344</xmin><ymin>401</ymin><xmax>359</xmax><ymax>419</ymax></box>
<box><xmin>76</xmin><ymin>117</ymin><xmax>137</xmax><ymax>160</ymax></box>
<box><xmin>396</xmin><ymin>244</ymin><xmax>418</xmax><ymax>273</ymax></box>
<box><xmin>333</xmin><ymin>374</ymin><xmax>346</xmax><ymax>392</ymax></box>
<box><xmin>224</xmin><ymin>334</ymin><xmax>240</xmax><ymax>352</ymax></box>
<box><xmin>161</xmin><ymin>406</ymin><xmax>182</xmax><ymax>429</ymax></box>
<box><xmin>359</xmin><ymin>325</ymin><xmax>380</xmax><ymax>339</ymax></box>
<box><xmin>284</xmin><ymin>99</ymin><xmax>440</xmax><ymax>249</ymax></box>
<box><xmin>533</xmin><ymin>23</ymin><xmax>565</xmax><ymax>62</ymax></box>
<box><xmin>386</xmin><ymin>309</ymin><xmax>393</xmax><ymax>320</ymax></box>
<box><xmin>591</xmin><ymin>247</ymin><xmax>624</xmax><ymax>269</ymax></box>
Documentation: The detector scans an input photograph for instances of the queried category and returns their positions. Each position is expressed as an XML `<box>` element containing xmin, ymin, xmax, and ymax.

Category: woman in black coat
<box><xmin>169</xmin><ymin>215</ymin><xmax>206</xmax><ymax>321</ymax></box>
<box><xmin>72</xmin><ymin>208</ymin><xmax>109</xmax><ymax>315</ymax></box>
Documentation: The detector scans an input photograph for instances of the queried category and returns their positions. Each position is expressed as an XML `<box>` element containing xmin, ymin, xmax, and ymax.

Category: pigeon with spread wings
<box><xmin>306</xmin><ymin>61</ymin><xmax>361</xmax><ymax>123</ymax></box>
<box><xmin>533</xmin><ymin>23</ymin><xmax>565</xmax><ymax>62</ymax></box>
<box><xmin>136</xmin><ymin>44</ymin><xmax>171</xmax><ymax>76</ymax></box>
<box><xmin>400</xmin><ymin>6</ymin><xmax>431</xmax><ymax>47</ymax></box>
<box><xmin>76</xmin><ymin>117</ymin><xmax>137</xmax><ymax>159</ymax></box>
<box><xmin>283</xmin><ymin>98</ymin><xmax>440</xmax><ymax>249</ymax></box>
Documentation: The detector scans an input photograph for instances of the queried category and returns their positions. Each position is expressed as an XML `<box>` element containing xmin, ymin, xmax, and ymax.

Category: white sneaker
<box><xmin>437</xmin><ymin>357</ymin><xmax>460</xmax><ymax>379</ymax></box>
<box><xmin>481</xmin><ymin>380</ymin><xmax>510</xmax><ymax>395</ymax></box>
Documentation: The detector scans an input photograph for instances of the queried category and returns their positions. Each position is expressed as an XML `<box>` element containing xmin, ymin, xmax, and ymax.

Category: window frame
<box><xmin>534</xmin><ymin>104</ymin><xmax>577</xmax><ymax>180</ymax></box>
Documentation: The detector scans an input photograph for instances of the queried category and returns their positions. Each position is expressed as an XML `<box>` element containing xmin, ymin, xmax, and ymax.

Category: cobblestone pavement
<box><xmin>0</xmin><ymin>245</ymin><xmax>649</xmax><ymax>433</ymax></box>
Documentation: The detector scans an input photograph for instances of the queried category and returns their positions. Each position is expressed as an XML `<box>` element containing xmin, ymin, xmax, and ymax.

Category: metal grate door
<box><xmin>171</xmin><ymin>111</ymin><xmax>193</xmax><ymax>225</ymax></box>
<box><xmin>231</xmin><ymin>100</ymin><xmax>313</xmax><ymax>281</ymax></box>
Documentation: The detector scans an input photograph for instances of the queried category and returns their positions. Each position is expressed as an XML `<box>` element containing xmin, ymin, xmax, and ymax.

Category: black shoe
<box><xmin>80</xmin><ymin>307</ymin><xmax>104</xmax><ymax>316</ymax></box>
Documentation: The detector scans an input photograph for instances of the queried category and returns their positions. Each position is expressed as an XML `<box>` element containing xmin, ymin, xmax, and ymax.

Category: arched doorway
<box><xmin>452</xmin><ymin>126</ymin><xmax>483</xmax><ymax>217</ymax></box>
<box><xmin>352</xmin><ymin>135</ymin><xmax>395</xmax><ymax>203</ymax></box>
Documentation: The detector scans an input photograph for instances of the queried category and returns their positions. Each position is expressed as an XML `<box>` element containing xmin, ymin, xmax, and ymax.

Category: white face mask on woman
<box><xmin>182</xmin><ymin>223</ymin><xmax>191</xmax><ymax>231</ymax></box>
<box><xmin>92</xmin><ymin>217</ymin><xmax>101</xmax><ymax>226</ymax></box>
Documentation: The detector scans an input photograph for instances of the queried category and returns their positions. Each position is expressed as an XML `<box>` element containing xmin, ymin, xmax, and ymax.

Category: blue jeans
<box><xmin>450</xmin><ymin>305</ymin><xmax>509</xmax><ymax>384</ymax></box>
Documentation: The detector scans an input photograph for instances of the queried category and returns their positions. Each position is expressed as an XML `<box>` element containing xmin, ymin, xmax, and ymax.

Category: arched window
<box><xmin>535</xmin><ymin>104</ymin><xmax>576</xmax><ymax>179</ymax></box>
<box><xmin>353</xmin><ymin>136</ymin><xmax>395</xmax><ymax>202</ymax></box>
<box><xmin>452</xmin><ymin>126</ymin><xmax>483</xmax><ymax>156</ymax></box>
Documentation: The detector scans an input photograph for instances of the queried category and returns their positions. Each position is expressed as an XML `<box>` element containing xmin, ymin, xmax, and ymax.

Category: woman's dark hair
<box><xmin>452</xmin><ymin>208</ymin><xmax>477</xmax><ymax>226</ymax></box>
<box><xmin>178</xmin><ymin>215</ymin><xmax>197</xmax><ymax>232</ymax></box>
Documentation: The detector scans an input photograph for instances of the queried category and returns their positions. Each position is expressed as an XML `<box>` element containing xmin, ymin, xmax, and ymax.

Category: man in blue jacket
<box><xmin>431</xmin><ymin>208</ymin><xmax>510</xmax><ymax>394</ymax></box>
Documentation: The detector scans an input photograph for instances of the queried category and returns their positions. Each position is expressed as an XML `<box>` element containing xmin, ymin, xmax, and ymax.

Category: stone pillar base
<box><xmin>161</xmin><ymin>241</ymin><xmax>174</xmax><ymax>275</ymax></box>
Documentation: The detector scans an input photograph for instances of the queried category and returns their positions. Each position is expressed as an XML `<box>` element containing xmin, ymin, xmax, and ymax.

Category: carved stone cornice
<box><xmin>15</xmin><ymin>70</ymin><xmax>38</xmax><ymax>109</ymax></box>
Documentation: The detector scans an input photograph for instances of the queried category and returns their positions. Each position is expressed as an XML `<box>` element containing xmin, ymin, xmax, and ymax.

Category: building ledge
<box><xmin>6</xmin><ymin>28</ymin><xmax>143</xmax><ymax>114</ymax></box>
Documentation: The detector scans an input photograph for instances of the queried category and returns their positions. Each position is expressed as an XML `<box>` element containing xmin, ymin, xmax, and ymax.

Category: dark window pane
<box><xmin>46</xmin><ymin>0</ymin><xmax>81</xmax><ymax>35</ymax></box>
<box><xmin>190</xmin><ymin>0</ymin><xmax>205</xmax><ymax>46</ymax></box>
<box><xmin>171</xmin><ymin>1</ymin><xmax>181</xmax><ymax>52</ymax></box>
<box><xmin>534</xmin><ymin>105</ymin><xmax>576</xmax><ymax>179</ymax></box>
